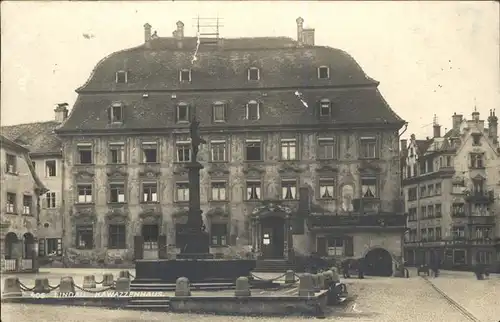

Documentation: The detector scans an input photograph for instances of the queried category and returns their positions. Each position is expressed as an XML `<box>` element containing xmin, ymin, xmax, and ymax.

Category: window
<box><xmin>427</xmin><ymin>205</ymin><xmax>434</xmax><ymax>218</ymax></box>
<box><xmin>280</xmin><ymin>139</ymin><xmax>297</xmax><ymax>160</ymax></box>
<box><xmin>210</xmin><ymin>140</ymin><xmax>226</xmax><ymax>162</ymax></box>
<box><xmin>446</xmin><ymin>156</ymin><xmax>453</xmax><ymax>167</ymax></box>
<box><xmin>176</xmin><ymin>141</ymin><xmax>191</xmax><ymax>162</ymax></box>
<box><xmin>452</xmin><ymin>227</ymin><xmax>465</xmax><ymax>239</ymax></box>
<box><xmin>420</xmin><ymin>186</ymin><xmax>427</xmax><ymax>198</ymax></box>
<box><xmin>46</xmin><ymin>192</ymin><xmax>56</xmax><ymax>208</ymax></box>
<box><xmin>176</xmin><ymin>103</ymin><xmax>189</xmax><ymax>123</ymax></box>
<box><xmin>281</xmin><ymin>180</ymin><xmax>297</xmax><ymax>200</ymax></box>
<box><xmin>77</xmin><ymin>184</ymin><xmax>93</xmax><ymax>203</ymax></box>
<box><xmin>408</xmin><ymin>208</ymin><xmax>417</xmax><ymax>221</ymax></box>
<box><xmin>22</xmin><ymin>195</ymin><xmax>32</xmax><ymax>215</ymax></box>
<box><xmin>472</xmin><ymin>179</ymin><xmax>484</xmax><ymax>194</ymax></box>
<box><xmin>475</xmin><ymin>227</ymin><xmax>492</xmax><ymax>239</ymax></box>
<box><xmin>109</xmin><ymin>183</ymin><xmax>126</xmax><ymax>203</ymax></box>
<box><xmin>470</xmin><ymin>153</ymin><xmax>484</xmax><ymax>168</ymax></box>
<box><xmin>245</xmin><ymin>140</ymin><xmax>261</xmax><ymax>161</ymax></box>
<box><xmin>472</xmin><ymin>133</ymin><xmax>481</xmax><ymax>146</ymax></box>
<box><xmin>435</xmin><ymin>227</ymin><xmax>442</xmax><ymax>240</ymax></box>
<box><xmin>142</xmin><ymin>142</ymin><xmax>158</xmax><ymax>163</ymax></box>
<box><xmin>45</xmin><ymin>160</ymin><xmax>56</xmax><ymax>177</ymax></box>
<box><xmin>435</xmin><ymin>183</ymin><xmax>442</xmax><ymax>195</ymax></box>
<box><xmin>211</xmin><ymin>223</ymin><xmax>228</xmax><ymax>246</ymax></box>
<box><xmin>319</xmin><ymin>178</ymin><xmax>335</xmax><ymax>199</ymax></box>
<box><xmin>317</xmin><ymin>137</ymin><xmax>335</xmax><ymax>160</ymax></box>
<box><xmin>317</xmin><ymin>66</ymin><xmax>330</xmax><ymax>79</ymax></box>
<box><xmin>359</xmin><ymin>136</ymin><xmax>377</xmax><ymax>159</ymax></box>
<box><xmin>108</xmin><ymin>103</ymin><xmax>124</xmax><ymax>123</ymax></box>
<box><xmin>76</xmin><ymin>225</ymin><xmax>93</xmax><ymax>249</ymax></box>
<box><xmin>179</xmin><ymin>69</ymin><xmax>191</xmax><ymax>82</ymax></box>
<box><xmin>453</xmin><ymin>250</ymin><xmax>466</xmax><ymax>265</ymax></box>
<box><xmin>6</xmin><ymin>154</ymin><xmax>16</xmax><ymax>173</ymax></box>
<box><xmin>142</xmin><ymin>224</ymin><xmax>159</xmax><ymax>250</ymax></box>
<box><xmin>109</xmin><ymin>143</ymin><xmax>125</xmax><ymax>164</ymax></box>
<box><xmin>211</xmin><ymin>182</ymin><xmax>227</xmax><ymax>201</ymax></box>
<box><xmin>420</xmin><ymin>229</ymin><xmax>427</xmax><ymax>241</ymax></box>
<box><xmin>246</xmin><ymin>101</ymin><xmax>260</xmax><ymax>120</ymax></box>
<box><xmin>6</xmin><ymin>193</ymin><xmax>16</xmax><ymax>213</ymax></box>
<box><xmin>327</xmin><ymin>237</ymin><xmax>344</xmax><ymax>256</ymax></box>
<box><xmin>319</xmin><ymin>99</ymin><xmax>331</xmax><ymax>117</ymax></box>
<box><xmin>248</xmin><ymin>67</ymin><xmax>260</xmax><ymax>81</ymax></box>
<box><xmin>361</xmin><ymin>177</ymin><xmax>377</xmax><ymax>198</ymax></box>
<box><xmin>427</xmin><ymin>184</ymin><xmax>434</xmax><ymax>196</ymax></box>
<box><xmin>408</xmin><ymin>187</ymin><xmax>417</xmax><ymax>201</ymax></box>
<box><xmin>409</xmin><ymin>229</ymin><xmax>417</xmax><ymax>242</ymax></box>
<box><xmin>142</xmin><ymin>182</ymin><xmax>158</xmax><ymax>203</ymax></box>
<box><xmin>452</xmin><ymin>203</ymin><xmax>465</xmax><ymax>216</ymax></box>
<box><xmin>476</xmin><ymin>251</ymin><xmax>492</xmax><ymax>264</ymax></box>
<box><xmin>246</xmin><ymin>181</ymin><xmax>261</xmax><ymax>200</ymax></box>
<box><xmin>77</xmin><ymin>144</ymin><xmax>93</xmax><ymax>164</ymax></box>
<box><xmin>116</xmin><ymin>71</ymin><xmax>127</xmax><ymax>83</ymax></box>
<box><xmin>46</xmin><ymin>238</ymin><xmax>61</xmax><ymax>256</ymax></box>
<box><xmin>108</xmin><ymin>224</ymin><xmax>126</xmax><ymax>249</ymax></box>
<box><xmin>420</xmin><ymin>206</ymin><xmax>427</xmax><ymax>218</ymax></box>
<box><xmin>176</xmin><ymin>183</ymin><xmax>189</xmax><ymax>202</ymax></box>
<box><xmin>427</xmin><ymin>228</ymin><xmax>435</xmax><ymax>241</ymax></box>
<box><xmin>435</xmin><ymin>204</ymin><xmax>442</xmax><ymax>217</ymax></box>
<box><xmin>213</xmin><ymin>102</ymin><xmax>226</xmax><ymax>122</ymax></box>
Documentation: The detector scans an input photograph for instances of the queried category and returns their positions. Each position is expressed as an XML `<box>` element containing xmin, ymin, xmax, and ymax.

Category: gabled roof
<box><xmin>1</xmin><ymin>121</ymin><xmax>62</xmax><ymax>155</ymax></box>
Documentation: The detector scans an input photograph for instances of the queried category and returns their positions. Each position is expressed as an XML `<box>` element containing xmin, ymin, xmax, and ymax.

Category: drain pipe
<box><xmin>397</xmin><ymin>123</ymin><xmax>409</xmax><ymax>271</ymax></box>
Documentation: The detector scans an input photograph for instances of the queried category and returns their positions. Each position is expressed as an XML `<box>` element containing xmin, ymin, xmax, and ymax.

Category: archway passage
<box><xmin>260</xmin><ymin>216</ymin><xmax>285</xmax><ymax>259</ymax></box>
<box><xmin>23</xmin><ymin>233</ymin><xmax>35</xmax><ymax>259</ymax></box>
<box><xmin>364</xmin><ymin>248</ymin><xmax>393</xmax><ymax>277</ymax></box>
<box><xmin>5</xmin><ymin>232</ymin><xmax>18</xmax><ymax>259</ymax></box>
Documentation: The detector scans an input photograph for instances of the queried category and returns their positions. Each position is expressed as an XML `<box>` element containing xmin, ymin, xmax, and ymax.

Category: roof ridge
<box><xmin>1</xmin><ymin>120</ymin><xmax>59</xmax><ymax>128</ymax></box>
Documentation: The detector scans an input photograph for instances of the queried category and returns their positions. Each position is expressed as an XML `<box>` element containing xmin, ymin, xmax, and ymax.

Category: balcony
<box><xmin>464</xmin><ymin>190</ymin><xmax>495</xmax><ymax>204</ymax></box>
<box><xmin>307</xmin><ymin>213</ymin><xmax>406</xmax><ymax>231</ymax></box>
<box><xmin>468</xmin><ymin>238</ymin><xmax>495</xmax><ymax>246</ymax></box>
<box><xmin>468</xmin><ymin>213</ymin><xmax>495</xmax><ymax>225</ymax></box>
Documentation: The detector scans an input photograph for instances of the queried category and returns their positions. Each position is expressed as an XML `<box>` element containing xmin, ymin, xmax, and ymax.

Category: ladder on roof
<box><xmin>192</xmin><ymin>16</ymin><xmax>223</xmax><ymax>45</ymax></box>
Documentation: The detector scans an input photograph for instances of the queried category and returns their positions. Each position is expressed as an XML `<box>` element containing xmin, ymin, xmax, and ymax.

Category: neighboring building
<box><xmin>55</xmin><ymin>18</ymin><xmax>406</xmax><ymax>275</ymax></box>
<box><xmin>1</xmin><ymin>104</ymin><xmax>67</xmax><ymax>262</ymax></box>
<box><xmin>0</xmin><ymin>134</ymin><xmax>48</xmax><ymax>272</ymax></box>
<box><xmin>402</xmin><ymin>110</ymin><xmax>500</xmax><ymax>271</ymax></box>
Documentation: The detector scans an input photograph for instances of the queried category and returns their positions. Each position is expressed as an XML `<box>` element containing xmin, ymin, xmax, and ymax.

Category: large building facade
<box><xmin>55</xmin><ymin>18</ymin><xmax>406</xmax><ymax>274</ymax></box>
<box><xmin>1</xmin><ymin>105</ymin><xmax>67</xmax><ymax>263</ymax></box>
<box><xmin>1</xmin><ymin>135</ymin><xmax>47</xmax><ymax>272</ymax></box>
<box><xmin>402</xmin><ymin>110</ymin><xmax>500</xmax><ymax>271</ymax></box>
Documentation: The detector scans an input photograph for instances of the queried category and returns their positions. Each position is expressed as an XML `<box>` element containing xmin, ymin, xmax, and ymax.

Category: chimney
<box><xmin>452</xmin><ymin>112</ymin><xmax>463</xmax><ymax>131</ymax></box>
<box><xmin>144</xmin><ymin>23</ymin><xmax>152</xmax><ymax>42</ymax></box>
<box><xmin>433</xmin><ymin>114</ymin><xmax>441</xmax><ymax>138</ymax></box>
<box><xmin>175</xmin><ymin>21</ymin><xmax>184</xmax><ymax>39</ymax></box>
<box><xmin>302</xmin><ymin>28</ymin><xmax>315</xmax><ymax>46</ymax></box>
<box><xmin>54</xmin><ymin>103</ymin><xmax>69</xmax><ymax>123</ymax></box>
<box><xmin>296</xmin><ymin>17</ymin><xmax>304</xmax><ymax>46</ymax></box>
<box><xmin>488</xmin><ymin>109</ymin><xmax>498</xmax><ymax>142</ymax></box>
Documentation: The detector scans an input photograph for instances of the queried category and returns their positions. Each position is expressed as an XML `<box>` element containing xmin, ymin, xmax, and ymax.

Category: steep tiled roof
<box><xmin>59</xmin><ymin>87</ymin><xmax>403</xmax><ymax>132</ymax></box>
<box><xmin>1</xmin><ymin>121</ymin><xmax>62</xmax><ymax>155</ymax></box>
<box><xmin>415</xmin><ymin>139</ymin><xmax>433</xmax><ymax>154</ymax></box>
<box><xmin>58</xmin><ymin>36</ymin><xmax>404</xmax><ymax>133</ymax></box>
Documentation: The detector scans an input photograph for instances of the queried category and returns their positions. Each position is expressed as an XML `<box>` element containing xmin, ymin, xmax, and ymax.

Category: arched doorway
<box><xmin>260</xmin><ymin>216</ymin><xmax>285</xmax><ymax>259</ymax></box>
<box><xmin>364</xmin><ymin>248</ymin><xmax>393</xmax><ymax>277</ymax></box>
<box><xmin>23</xmin><ymin>233</ymin><xmax>35</xmax><ymax>259</ymax></box>
<box><xmin>5</xmin><ymin>232</ymin><xmax>18</xmax><ymax>259</ymax></box>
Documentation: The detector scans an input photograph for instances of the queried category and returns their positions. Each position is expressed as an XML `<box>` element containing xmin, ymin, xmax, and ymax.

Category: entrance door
<box><xmin>364</xmin><ymin>248</ymin><xmax>393</xmax><ymax>277</ymax></box>
<box><xmin>260</xmin><ymin>217</ymin><xmax>285</xmax><ymax>259</ymax></box>
<box><xmin>142</xmin><ymin>224</ymin><xmax>159</xmax><ymax>260</ymax></box>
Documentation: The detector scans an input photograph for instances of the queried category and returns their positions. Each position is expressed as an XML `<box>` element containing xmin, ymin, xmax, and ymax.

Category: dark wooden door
<box><xmin>158</xmin><ymin>235</ymin><xmax>167</xmax><ymax>259</ymax></box>
<box><xmin>316</xmin><ymin>237</ymin><xmax>327</xmax><ymax>256</ymax></box>
<box><xmin>261</xmin><ymin>227</ymin><xmax>273</xmax><ymax>258</ymax></box>
<box><xmin>134</xmin><ymin>236</ymin><xmax>144</xmax><ymax>260</ymax></box>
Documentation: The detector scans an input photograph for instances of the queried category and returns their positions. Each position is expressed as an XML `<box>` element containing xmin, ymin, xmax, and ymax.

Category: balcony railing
<box><xmin>308</xmin><ymin>213</ymin><xmax>406</xmax><ymax>230</ymax></box>
<box><xmin>464</xmin><ymin>190</ymin><xmax>495</xmax><ymax>203</ymax></box>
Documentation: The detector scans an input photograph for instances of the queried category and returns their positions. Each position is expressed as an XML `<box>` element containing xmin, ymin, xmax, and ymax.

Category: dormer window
<box><xmin>180</xmin><ymin>69</ymin><xmax>191</xmax><ymax>82</ymax></box>
<box><xmin>108</xmin><ymin>102</ymin><xmax>124</xmax><ymax>123</ymax></box>
<box><xmin>246</xmin><ymin>100</ymin><xmax>260</xmax><ymax>120</ymax></box>
<box><xmin>318</xmin><ymin>66</ymin><xmax>330</xmax><ymax>79</ymax></box>
<box><xmin>213</xmin><ymin>101</ymin><xmax>227</xmax><ymax>122</ymax></box>
<box><xmin>472</xmin><ymin>133</ymin><xmax>481</xmax><ymax>146</ymax></box>
<box><xmin>319</xmin><ymin>99</ymin><xmax>331</xmax><ymax>117</ymax></box>
<box><xmin>176</xmin><ymin>102</ymin><xmax>189</xmax><ymax>123</ymax></box>
<box><xmin>116</xmin><ymin>71</ymin><xmax>127</xmax><ymax>84</ymax></box>
<box><xmin>248</xmin><ymin>67</ymin><xmax>260</xmax><ymax>81</ymax></box>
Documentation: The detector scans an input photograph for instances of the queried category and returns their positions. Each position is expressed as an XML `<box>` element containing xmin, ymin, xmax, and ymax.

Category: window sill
<box><xmin>209</xmin><ymin>199</ymin><xmax>228</xmax><ymax>203</ymax></box>
<box><xmin>139</xmin><ymin>162</ymin><xmax>160</xmax><ymax>165</ymax></box>
<box><xmin>21</xmin><ymin>213</ymin><xmax>34</xmax><ymax>216</ymax></box>
<box><xmin>316</xmin><ymin>158</ymin><xmax>337</xmax><ymax>161</ymax></box>
<box><xmin>107</xmin><ymin>163</ymin><xmax>128</xmax><ymax>166</ymax></box>
<box><xmin>209</xmin><ymin>160</ymin><xmax>228</xmax><ymax>164</ymax></box>
<box><xmin>176</xmin><ymin>120</ymin><xmax>189</xmax><ymax>124</ymax></box>
<box><xmin>244</xmin><ymin>199</ymin><xmax>262</xmax><ymax>202</ymax></box>
<box><xmin>174</xmin><ymin>200</ymin><xmax>189</xmax><ymax>204</ymax></box>
<box><xmin>213</xmin><ymin>120</ymin><xmax>227</xmax><ymax>123</ymax></box>
<box><xmin>281</xmin><ymin>198</ymin><xmax>298</xmax><ymax>201</ymax></box>
<box><xmin>108</xmin><ymin>202</ymin><xmax>127</xmax><ymax>205</ymax></box>
<box><xmin>244</xmin><ymin>160</ymin><xmax>264</xmax><ymax>163</ymax></box>
<box><xmin>279</xmin><ymin>159</ymin><xmax>299</xmax><ymax>162</ymax></box>
<box><xmin>317</xmin><ymin>197</ymin><xmax>336</xmax><ymax>201</ymax></box>
<box><xmin>173</xmin><ymin>161</ymin><xmax>192</xmax><ymax>165</ymax></box>
<box><xmin>107</xmin><ymin>247</ymin><xmax>127</xmax><ymax>250</ymax></box>
<box><xmin>75</xmin><ymin>248</ymin><xmax>94</xmax><ymax>251</ymax></box>
<box><xmin>210</xmin><ymin>244</ymin><xmax>229</xmax><ymax>248</ymax></box>
<box><xmin>5</xmin><ymin>212</ymin><xmax>18</xmax><ymax>215</ymax></box>
<box><xmin>140</xmin><ymin>201</ymin><xmax>160</xmax><ymax>204</ymax></box>
<box><xmin>75</xmin><ymin>202</ymin><xmax>95</xmax><ymax>206</ymax></box>
<box><xmin>75</xmin><ymin>163</ymin><xmax>95</xmax><ymax>166</ymax></box>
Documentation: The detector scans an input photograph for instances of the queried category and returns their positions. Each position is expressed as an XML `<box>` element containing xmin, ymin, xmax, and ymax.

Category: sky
<box><xmin>1</xmin><ymin>1</ymin><xmax>499</xmax><ymax>139</ymax></box>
